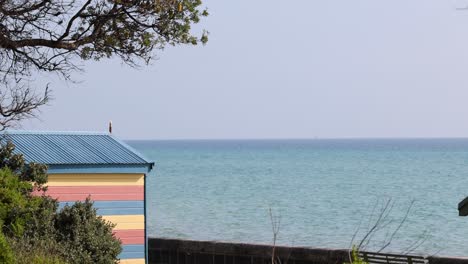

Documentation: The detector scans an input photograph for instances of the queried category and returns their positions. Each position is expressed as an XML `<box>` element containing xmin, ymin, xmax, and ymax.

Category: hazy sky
<box><xmin>21</xmin><ymin>0</ymin><xmax>468</xmax><ymax>139</ymax></box>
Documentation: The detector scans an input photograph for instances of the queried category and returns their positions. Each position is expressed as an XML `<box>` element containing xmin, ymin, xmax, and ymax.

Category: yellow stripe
<box><xmin>119</xmin><ymin>259</ymin><xmax>145</xmax><ymax>264</ymax></box>
<box><xmin>102</xmin><ymin>215</ymin><xmax>145</xmax><ymax>230</ymax></box>
<box><xmin>112</xmin><ymin>222</ymin><xmax>145</xmax><ymax>230</ymax></box>
<box><xmin>103</xmin><ymin>215</ymin><xmax>145</xmax><ymax>222</ymax></box>
<box><xmin>47</xmin><ymin>174</ymin><xmax>144</xmax><ymax>186</ymax></box>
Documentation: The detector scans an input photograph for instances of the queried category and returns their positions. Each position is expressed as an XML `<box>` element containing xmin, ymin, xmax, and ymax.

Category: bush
<box><xmin>0</xmin><ymin>167</ymin><xmax>39</xmax><ymax>237</ymax></box>
<box><xmin>8</xmin><ymin>236</ymin><xmax>66</xmax><ymax>264</ymax></box>
<box><xmin>0</xmin><ymin>230</ymin><xmax>14</xmax><ymax>264</ymax></box>
<box><xmin>7</xmin><ymin>198</ymin><xmax>121</xmax><ymax>264</ymax></box>
<box><xmin>0</xmin><ymin>141</ymin><xmax>122</xmax><ymax>263</ymax></box>
<box><xmin>344</xmin><ymin>246</ymin><xmax>368</xmax><ymax>264</ymax></box>
<box><xmin>54</xmin><ymin>199</ymin><xmax>121</xmax><ymax>264</ymax></box>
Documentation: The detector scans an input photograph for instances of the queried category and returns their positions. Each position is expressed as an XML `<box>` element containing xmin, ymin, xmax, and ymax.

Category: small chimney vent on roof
<box><xmin>109</xmin><ymin>120</ymin><xmax>112</xmax><ymax>134</ymax></box>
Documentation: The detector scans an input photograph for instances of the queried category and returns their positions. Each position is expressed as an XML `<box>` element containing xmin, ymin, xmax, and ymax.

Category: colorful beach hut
<box><xmin>4</xmin><ymin>131</ymin><xmax>154</xmax><ymax>264</ymax></box>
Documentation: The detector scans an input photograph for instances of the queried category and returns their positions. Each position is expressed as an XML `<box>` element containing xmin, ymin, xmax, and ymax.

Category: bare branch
<box><xmin>0</xmin><ymin>0</ymin><xmax>208</xmax><ymax>127</ymax></box>
<box><xmin>0</xmin><ymin>82</ymin><xmax>50</xmax><ymax>129</ymax></box>
<box><xmin>269</xmin><ymin>207</ymin><xmax>281</xmax><ymax>264</ymax></box>
<box><xmin>350</xmin><ymin>198</ymin><xmax>432</xmax><ymax>263</ymax></box>
<box><xmin>377</xmin><ymin>200</ymin><xmax>415</xmax><ymax>253</ymax></box>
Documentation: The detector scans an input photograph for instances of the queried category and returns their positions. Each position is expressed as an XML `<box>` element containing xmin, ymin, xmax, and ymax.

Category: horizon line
<box><xmin>124</xmin><ymin>136</ymin><xmax>468</xmax><ymax>141</ymax></box>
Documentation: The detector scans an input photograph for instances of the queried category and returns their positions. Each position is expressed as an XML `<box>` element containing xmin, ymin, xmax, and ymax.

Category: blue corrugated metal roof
<box><xmin>3</xmin><ymin>131</ymin><xmax>153</xmax><ymax>167</ymax></box>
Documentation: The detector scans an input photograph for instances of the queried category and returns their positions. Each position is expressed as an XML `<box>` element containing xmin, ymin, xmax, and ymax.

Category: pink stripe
<box><xmin>33</xmin><ymin>186</ymin><xmax>143</xmax><ymax>201</ymax></box>
<box><xmin>113</xmin><ymin>230</ymin><xmax>145</xmax><ymax>245</ymax></box>
<box><xmin>50</xmin><ymin>193</ymin><xmax>143</xmax><ymax>201</ymax></box>
<box><xmin>113</xmin><ymin>229</ymin><xmax>145</xmax><ymax>237</ymax></box>
<box><xmin>119</xmin><ymin>236</ymin><xmax>145</xmax><ymax>244</ymax></box>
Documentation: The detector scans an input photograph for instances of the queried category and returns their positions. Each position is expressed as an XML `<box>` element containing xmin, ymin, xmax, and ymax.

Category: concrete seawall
<box><xmin>428</xmin><ymin>256</ymin><xmax>468</xmax><ymax>264</ymax></box>
<box><xmin>148</xmin><ymin>238</ymin><xmax>468</xmax><ymax>264</ymax></box>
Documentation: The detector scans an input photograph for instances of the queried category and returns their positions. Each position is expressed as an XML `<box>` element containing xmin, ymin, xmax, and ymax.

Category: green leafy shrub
<box><xmin>0</xmin><ymin>167</ymin><xmax>39</xmax><ymax>237</ymax></box>
<box><xmin>8</xmin><ymin>198</ymin><xmax>122</xmax><ymax>264</ymax></box>
<box><xmin>0</xmin><ymin>230</ymin><xmax>14</xmax><ymax>264</ymax></box>
<box><xmin>0</xmin><ymin>141</ymin><xmax>122</xmax><ymax>263</ymax></box>
<box><xmin>344</xmin><ymin>246</ymin><xmax>368</xmax><ymax>264</ymax></box>
<box><xmin>54</xmin><ymin>199</ymin><xmax>121</xmax><ymax>264</ymax></box>
<box><xmin>8</xmin><ymin>236</ymin><xmax>66</xmax><ymax>264</ymax></box>
<box><xmin>0</xmin><ymin>141</ymin><xmax>48</xmax><ymax>187</ymax></box>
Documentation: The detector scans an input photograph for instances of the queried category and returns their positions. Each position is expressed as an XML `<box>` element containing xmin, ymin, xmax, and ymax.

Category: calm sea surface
<box><xmin>128</xmin><ymin>139</ymin><xmax>468</xmax><ymax>257</ymax></box>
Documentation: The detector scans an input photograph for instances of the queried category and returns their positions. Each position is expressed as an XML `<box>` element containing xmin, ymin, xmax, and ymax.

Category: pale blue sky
<box><xmin>22</xmin><ymin>0</ymin><xmax>468</xmax><ymax>139</ymax></box>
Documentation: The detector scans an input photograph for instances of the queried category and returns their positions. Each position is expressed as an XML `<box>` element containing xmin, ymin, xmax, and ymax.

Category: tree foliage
<box><xmin>0</xmin><ymin>141</ymin><xmax>49</xmax><ymax>237</ymax></box>
<box><xmin>0</xmin><ymin>0</ymin><xmax>208</xmax><ymax>129</ymax></box>
<box><xmin>0</xmin><ymin>141</ymin><xmax>121</xmax><ymax>263</ymax></box>
<box><xmin>55</xmin><ymin>199</ymin><xmax>121</xmax><ymax>264</ymax></box>
<box><xmin>0</xmin><ymin>230</ymin><xmax>14</xmax><ymax>263</ymax></box>
<box><xmin>0</xmin><ymin>141</ymin><xmax>48</xmax><ymax>187</ymax></box>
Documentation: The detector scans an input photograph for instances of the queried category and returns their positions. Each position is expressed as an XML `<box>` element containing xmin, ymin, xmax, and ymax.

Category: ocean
<box><xmin>128</xmin><ymin>139</ymin><xmax>468</xmax><ymax>257</ymax></box>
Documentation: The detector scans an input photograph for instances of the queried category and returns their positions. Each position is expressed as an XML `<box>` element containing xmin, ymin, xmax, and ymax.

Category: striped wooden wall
<box><xmin>43</xmin><ymin>173</ymin><xmax>146</xmax><ymax>264</ymax></box>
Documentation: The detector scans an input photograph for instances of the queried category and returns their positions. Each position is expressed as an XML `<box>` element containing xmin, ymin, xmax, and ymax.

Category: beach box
<box><xmin>5</xmin><ymin>131</ymin><xmax>154</xmax><ymax>264</ymax></box>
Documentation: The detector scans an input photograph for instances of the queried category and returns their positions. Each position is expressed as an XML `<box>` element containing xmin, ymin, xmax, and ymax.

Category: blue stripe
<box><xmin>59</xmin><ymin>201</ymin><xmax>144</xmax><ymax>209</ymax></box>
<box><xmin>119</xmin><ymin>244</ymin><xmax>145</xmax><ymax>259</ymax></box>
<box><xmin>97</xmin><ymin>208</ymin><xmax>143</xmax><ymax>215</ymax></box>
<box><xmin>92</xmin><ymin>201</ymin><xmax>144</xmax><ymax>208</ymax></box>
<box><xmin>59</xmin><ymin>201</ymin><xmax>144</xmax><ymax>215</ymax></box>
<box><xmin>47</xmin><ymin>164</ymin><xmax>152</xmax><ymax>174</ymax></box>
<box><xmin>119</xmin><ymin>252</ymin><xmax>145</xmax><ymax>259</ymax></box>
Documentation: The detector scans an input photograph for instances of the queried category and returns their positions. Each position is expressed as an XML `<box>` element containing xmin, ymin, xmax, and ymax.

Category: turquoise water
<box><xmin>129</xmin><ymin>139</ymin><xmax>468</xmax><ymax>257</ymax></box>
